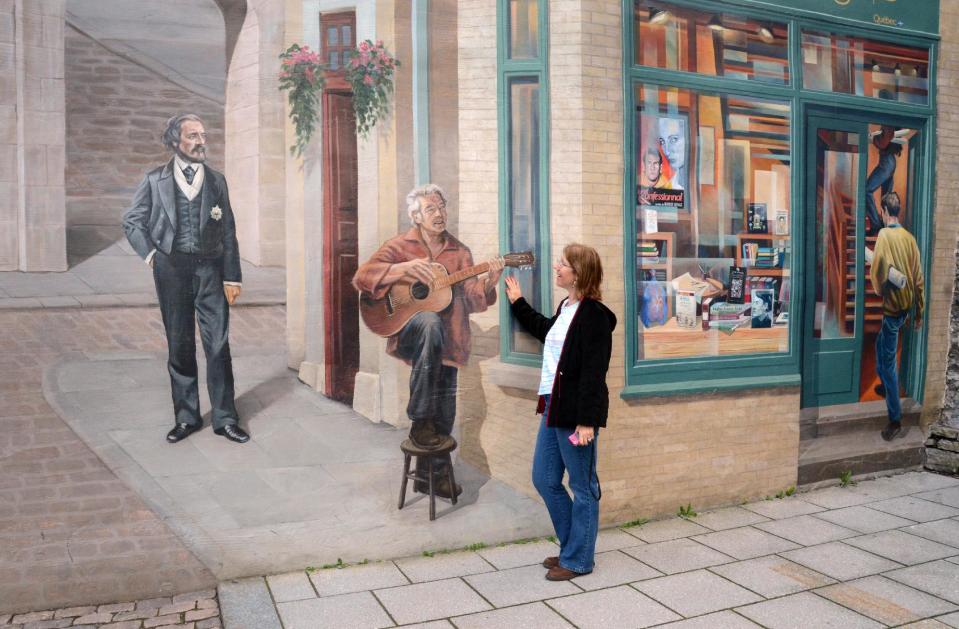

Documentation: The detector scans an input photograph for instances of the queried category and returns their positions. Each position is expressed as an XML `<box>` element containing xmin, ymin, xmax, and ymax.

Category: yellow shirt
<box><xmin>869</xmin><ymin>224</ymin><xmax>924</xmax><ymax>319</ymax></box>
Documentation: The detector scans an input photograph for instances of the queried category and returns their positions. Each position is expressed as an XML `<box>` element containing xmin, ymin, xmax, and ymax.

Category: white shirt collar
<box><xmin>174</xmin><ymin>155</ymin><xmax>205</xmax><ymax>174</ymax></box>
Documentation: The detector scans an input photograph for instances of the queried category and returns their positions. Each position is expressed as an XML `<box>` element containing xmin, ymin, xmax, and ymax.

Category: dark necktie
<box><xmin>183</xmin><ymin>165</ymin><xmax>196</xmax><ymax>185</ymax></box>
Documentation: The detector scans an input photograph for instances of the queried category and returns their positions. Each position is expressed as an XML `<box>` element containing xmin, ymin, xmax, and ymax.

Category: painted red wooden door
<box><xmin>323</xmin><ymin>90</ymin><xmax>359</xmax><ymax>404</ymax></box>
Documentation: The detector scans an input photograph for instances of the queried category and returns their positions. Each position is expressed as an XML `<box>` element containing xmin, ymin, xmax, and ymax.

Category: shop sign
<box><xmin>752</xmin><ymin>0</ymin><xmax>939</xmax><ymax>36</ymax></box>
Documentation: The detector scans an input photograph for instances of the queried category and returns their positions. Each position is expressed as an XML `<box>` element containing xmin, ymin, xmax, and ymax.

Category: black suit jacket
<box><xmin>122</xmin><ymin>159</ymin><xmax>242</xmax><ymax>283</ymax></box>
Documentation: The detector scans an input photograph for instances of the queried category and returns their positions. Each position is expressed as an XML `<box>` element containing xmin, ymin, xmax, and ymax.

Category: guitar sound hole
<box><xmin>410</xmin><ymin>282</ymin><xmax>430</xmax><ymax>300</ymax></box>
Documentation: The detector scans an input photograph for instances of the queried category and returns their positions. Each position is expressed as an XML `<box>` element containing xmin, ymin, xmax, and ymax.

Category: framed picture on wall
<box><xmin>747</xmin><ymin>203</ymin><xmax>768</xmax><ymax>234</ymax></box>
<box><xmin>774</xmin><ymin>209</ymin><xmax>789</xmax><ymax>235</ymax></box>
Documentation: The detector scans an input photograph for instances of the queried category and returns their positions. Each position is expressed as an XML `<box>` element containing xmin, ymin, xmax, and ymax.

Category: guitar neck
<box><xmin>435</xmin><ymin>261</ymin><xmax>491</xmax><ymax>288</ymax></box>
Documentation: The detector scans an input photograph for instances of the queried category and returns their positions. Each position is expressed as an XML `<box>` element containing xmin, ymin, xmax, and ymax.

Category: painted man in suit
<box><xmin>122</xmin><ymin>113</ymin><xmax>249</xmax><ymax>444</ymax></box>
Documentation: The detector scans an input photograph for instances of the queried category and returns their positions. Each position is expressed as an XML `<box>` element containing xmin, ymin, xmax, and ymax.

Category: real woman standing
<box><xmin>504</xmin><ymin>243</ymin><xmax>616</xmax><ymax>580</ymax></box>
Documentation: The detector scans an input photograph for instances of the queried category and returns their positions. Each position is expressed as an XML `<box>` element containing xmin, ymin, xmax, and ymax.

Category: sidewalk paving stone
<box><xmin>753</xmin><ymin>514</ymin><xmax>858</xmax><ymax>546</ymax></box>
<box><xmin>885</xmin><ymin>560</ymin><xmax>959</xmax><ymax>604</ymax></box>
<box><xmin>735</xmin><ymin>591</ymin><xmax>883</xmax><ymax>628</ymax></box>
<box><xmin>916</xmin><ymin>487</ymin><xmax>959</xmax><ymax>509</ymax></box>
<box><xmin>709</xmin><ymin>556</ymin><xmax>836</xmax><ymax>598</ymax></box>
<box><xmin>394</xmin><ymin>551</ymin><xmax>495</xmax><ymax>583</ymax></box>
<box><xmin>217</xmin><ymin>578</ymin><xmax>281</xmax><ymax>629</ymax></box>
<box><xmin>938</xmin><ymin>611</ymin><xmax>959</xmax><ymax>628</ymax></box>
<box><xmin>545</xmin><ymin>585</ymin><xmax>681</xmax><ymax>629</ymax></box>
<box><xmin>903</xmin><ymin>519</ymin><xmax>959</xmax><ymax>548</ymax></box>
<box><xmin>595</xmin><ymin>528</ymin><xmax>647</xmax><ymax>552</ymax></box>
<box><xmin>450</xmin><ymin>602</ymin><xmax>573</xmax><ymax>629</ymax></box>
<box><xmin>691</xmin><ymin>507</ymin><xmax>770</xmax><ymax>531</ymax></box>
<box><xmin>898</xmin><ymin>620</ymin><xmax>955</xmax><ymax>629</ymax></box>
<box><xmin>632</xmin><ymin>569</ymin><xmax>762</xmax><ymax>617</ymax></box>
<box><xmin>801</xmin><ymin>486</ymin><xmax>878</xmax><ymax>510</ymax></box>
<box><xmin>394</xmin><ymin>622</ymin><xmax>453</xmax><ymax>628</ymax></box>
<box><xmin>463</xmin><ymin>564</ymin><xmax>581</xmax><ymax>607</ymax></box>
<box><xmin>265</xmin><ymin>572</ymin><xmax>316</xmax><ymax>603</ymax></box>
<box><xmin>622</xmin><ymin>537</ymin><xmax>735</xmax><ymax>575</ymax></box>
<box><xmin>741</xmin><ymin>498</ymin><xmax>824</xmax><ymax>520</ymax></box>
<box><xmin>656</xmin><ymin>610</ymin><xmax>762</xmax><ymax>628</ymax></box>
<box><xmin>815</xmin><ymin>575</ymin><xmax>958</xmax><ymax>626</ymax></box>
<box><xmin>691</xmin><ymin>526</ymin><xmax>800</xmax><ymax>560</ymax></box>
<box><xmin>276</xmin><ymin>591</ymin><xmax>393</xmax><ymax>629</ymax></box>
<box><xmin>568</xmin><ymin>550</ymin><xmax>661</xmax><ymax>590</ymax></box>
<box><xmin>843</xmin><ymin>530</ymin><xmax>958</xmax><ymax>565</ymax></box>
<box><xmin>810</xmin><ymin>504</ymin><xmax>917</xmax><ymax>533</ymax></box>
<box><xmin>309</xmin><ymin>562</ymin><xmax>409</xmax><ymax>597</ymax></box>
<box><xmin>622</xmin><ymin>518</ymin><xmax>711</xmax><ymax>544</ymax></box>
<box><xmin>780</xmin><ymin>541</ymin><xmax>903</xmax><ymax>581</ymax></box>
<box><xmin>372</xmin><ymin>578</ymin><xmax>491</xmax><ymax>625</ymax></box>
<box><xmin>476</xmin><ymin>540</ymin><xmax>559</xmax><ymax>570</ymax></box>
<box><xmin>867</xmin><ymin>496</ymin><xmax>959</xmax><ymax>522</ymax></box>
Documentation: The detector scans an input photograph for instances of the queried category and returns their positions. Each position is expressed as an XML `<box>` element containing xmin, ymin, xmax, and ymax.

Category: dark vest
<box><xmin>173</xmin><ymin>179</ymin><xmax>203</xmax><ymax>254</ymax></box>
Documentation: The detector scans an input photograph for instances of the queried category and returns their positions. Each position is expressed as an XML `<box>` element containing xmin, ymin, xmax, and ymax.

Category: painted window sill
<box><xmin>481</xmin><ymin>358</ymin><xmax>541</xmax><ymax>392</ymax></box>
<box><xmin>621</xmin><ymin>373</ymin><xmax>801</xmax><ymax>399</ymax></box>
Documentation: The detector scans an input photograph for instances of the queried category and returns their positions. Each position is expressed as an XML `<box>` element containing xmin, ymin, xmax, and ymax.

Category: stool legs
<box><xmin>446</xmin><ymin>454</ymin><xmax>458</xmax><ymax>506</ymax></box>
<box><xmin>398</xmin><ymin>453</ymin><xmax>412</xmax><ymax>510</ymax></box>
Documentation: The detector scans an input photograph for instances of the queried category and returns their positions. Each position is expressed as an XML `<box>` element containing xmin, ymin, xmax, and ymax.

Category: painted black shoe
<box><xmin>881</xmin><ymin>421</ymin><xmax>901</xmax><ymax>442</ymax></box>
<box><xmin>874</xmin><ymin>383</ymin><xmax>886</xmax><ymax>397</ymax></box>
<box><xmin>409</xmin><ymin>419</ymin><xmax>444</xmax><ymax>450</ymax></box>
<box><xmin>214</xmin><ymin>424</ymin><xmax>250</xmax><ymax>443</ymax></box>
<box><xmin>166</xmin><ymin>423</ymin><xmax>201</xmax><ymax>443</ymax></box>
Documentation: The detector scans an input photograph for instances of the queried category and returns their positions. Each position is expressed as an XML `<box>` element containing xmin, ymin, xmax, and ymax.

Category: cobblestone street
<box><xmin>0</xmin><ymin>306</ymin><xmax>286</xmax><ymax>612</ymax></box>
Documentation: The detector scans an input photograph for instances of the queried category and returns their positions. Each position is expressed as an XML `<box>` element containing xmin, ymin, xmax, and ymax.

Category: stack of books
<box><xmin>753</xmin><ymin>246</ymin><xmax>785</xmax><ymax>269</ymax></box>
<box><xmin>706</xmin><ymin>301</ymin><xmax>752</xmax><ymax>332</ymax></box>
<box><xmin>638</xmin><ymin>241</ymin><xmax>661</xmax><ymax>264</ymax></box>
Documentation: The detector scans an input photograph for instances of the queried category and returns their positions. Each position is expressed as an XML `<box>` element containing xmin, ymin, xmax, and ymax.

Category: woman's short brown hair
<box><xmin>565</xmin><ymin>243</ymin><xmax>603</xmax><ymax>301</ymax></box>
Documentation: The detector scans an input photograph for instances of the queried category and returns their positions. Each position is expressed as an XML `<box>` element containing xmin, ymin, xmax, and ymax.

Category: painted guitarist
<box><xmin>353</xmin><ymin>184</ymin><xmax>503</xmax><ymax>499</ymax></box>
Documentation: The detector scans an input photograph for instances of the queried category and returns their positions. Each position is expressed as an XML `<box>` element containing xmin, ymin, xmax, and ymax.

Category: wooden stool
<box><xmin>398</xmin><ymin>437</ymin><xmax>458</xmax><ymax>521</ymax></box>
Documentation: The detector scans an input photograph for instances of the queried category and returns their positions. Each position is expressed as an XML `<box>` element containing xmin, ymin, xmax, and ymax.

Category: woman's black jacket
<box><xmin>509</xmin><ymin>296</ymin><xmax>617</xmax><ymax>429</ymax></box>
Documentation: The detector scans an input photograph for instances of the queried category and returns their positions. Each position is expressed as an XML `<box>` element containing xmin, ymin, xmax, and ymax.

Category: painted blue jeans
<box><xmin>531</xmin><ymin>395</ymin><xmax>600</xmax><ymax>574</ymax></box>
<box><xmin>865</xmin><ymin>151</ymin><xmax>896</xmax><ymax>234</ymax></box>
<box><xmin>876</xmin><ymin>311</ymin><xmax>908</xmax><ymax>422</ymax></box>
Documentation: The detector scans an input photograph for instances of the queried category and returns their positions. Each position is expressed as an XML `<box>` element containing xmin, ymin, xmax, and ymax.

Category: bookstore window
<box><xmin>633</xmin><ymin>1</ymin><xmax>789</xmax><ymax>85</ymax></box>
<box><xmin>801</xmin><ymin>31</ymin><xmax>929</xmax><ymax>105</ymax></box>
<box><xmin>634</xmin><ymin>84</ymin><xmax>791</xmax><ymax>361</ymax></box>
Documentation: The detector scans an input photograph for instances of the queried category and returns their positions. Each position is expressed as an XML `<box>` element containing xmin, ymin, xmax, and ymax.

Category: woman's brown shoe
<box><xmin>546</xmin><ymin>565</ymin><xmax>589</xmax><ymax>581</ymax></box>
<box><xmin>543</xmin><ymin>556</ymin><xmax>560</xmax><ymax>569</ymax></box>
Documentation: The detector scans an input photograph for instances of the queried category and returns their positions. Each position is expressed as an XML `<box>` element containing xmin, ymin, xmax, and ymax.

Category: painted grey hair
<box><xmin>162</xmin><ymin>114</ymin><xmax>205</xmax><ymax>150</ymax></box>
<box><xmin>406</xmin><ymin>184</ymin><xmax>448</xmax><ymax>222</ymax></box>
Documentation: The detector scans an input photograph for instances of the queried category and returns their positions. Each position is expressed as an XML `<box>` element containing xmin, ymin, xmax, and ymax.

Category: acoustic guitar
<box><xmin>359</xmin><ymin>251</ymin><xmax>534</xmax><ymax>337</ymax></box>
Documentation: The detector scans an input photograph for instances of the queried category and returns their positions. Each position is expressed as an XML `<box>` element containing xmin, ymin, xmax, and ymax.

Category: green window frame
<box><xmin>498</xmin><ymin>0</ymin><xmax>552</xmax><ymax>366</ymax></box>
<box><xmin>621</xmin><ymin>0</ymin><xmax>938</xmax><ymax>398</ymax></box>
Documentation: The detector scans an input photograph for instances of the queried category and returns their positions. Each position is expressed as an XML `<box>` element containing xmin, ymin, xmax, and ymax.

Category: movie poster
<box><xmin>637</xmin><ymin>112</ymin><xmax>688</xmax><ymax>209</ymax></box>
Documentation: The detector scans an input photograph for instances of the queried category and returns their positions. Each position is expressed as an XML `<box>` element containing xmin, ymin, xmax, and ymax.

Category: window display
<box><xmin>634</xmin><ymin>84</ymin><xmax>792</xmax><ymax>361</ymax></box>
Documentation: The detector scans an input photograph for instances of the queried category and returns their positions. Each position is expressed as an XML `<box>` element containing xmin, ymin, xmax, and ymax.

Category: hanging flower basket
<box><xmin>345</xmin><ymin>40</ymin><xmax>400</xmax><ymax>138</ymax></box>
<box><xmin>278</xmin><ymin>44</ymin><xmax>325</xmax><ymax>157</ymax></box>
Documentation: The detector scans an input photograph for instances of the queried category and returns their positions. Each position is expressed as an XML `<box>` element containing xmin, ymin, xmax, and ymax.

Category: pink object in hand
<box><xmin>568</xmin><ymin>432</ymin><xmax>580</xmax><ymax>446</ymax></box>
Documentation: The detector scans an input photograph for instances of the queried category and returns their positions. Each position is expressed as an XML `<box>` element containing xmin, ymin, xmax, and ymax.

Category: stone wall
<box><xmin>923</xmin><ymin>1</ymin><xmax>959</xmax><ymax>428</ymax></box>
<box><xmin>1</xmin><ymin>0</ymin><xmax>67</xmax><ymax>271</ymax></box>
<box><xmin>64</xmin><ymin>24</ymin><xmax>224</xmax><ymax>238</ymax></box>
<box><xmin>457</xmin><ymin>0</ymin><xmax>800</xmax><ymax>525</ymax></box>
<box><xmin>941</xmin><ymin>245</ymin><xmax>959</xmax><ymax>424</ymax></box>
<box><xmin>0</xmin><ymin>0</ymin><xmax>17</xmax><ymax>269</ymax></box>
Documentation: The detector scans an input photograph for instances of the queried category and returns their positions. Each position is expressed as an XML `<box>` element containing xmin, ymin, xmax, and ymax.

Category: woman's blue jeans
<box><xmin>531</xmin><ymin>395</ymin><xmax>600</xmax><ymax>574</ymax></box>
<box><xmin>876</xmin><ymin>311</ymin><xmax>908</xmax><ymax>423</ymax></box>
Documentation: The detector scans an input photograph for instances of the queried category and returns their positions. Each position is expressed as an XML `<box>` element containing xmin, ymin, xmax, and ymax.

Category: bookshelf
<box><xmin>638</xmin><ymin>232</ymin><xmax>675</xmax><ymax>319</ymax></box>
<box><xmin>735</xmin><ymin>232</ymin><xmax>790</xmax><ymax>278</ymax></box>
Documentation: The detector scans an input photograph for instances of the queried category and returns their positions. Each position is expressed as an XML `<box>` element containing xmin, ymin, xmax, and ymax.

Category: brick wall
<box><xmin>64</xmin><ymin>24</ymin><xmax>224</xmax><ymax>232</ymax></box>
<box><xmin>458</xmin><ymin>0</ymin><xmax>800</xmax><ymax>525</ymax></box>
<box><xmin>923</xmin><ymin>3</ymin><xmax>959</xmax><ymax>427</ymax></box>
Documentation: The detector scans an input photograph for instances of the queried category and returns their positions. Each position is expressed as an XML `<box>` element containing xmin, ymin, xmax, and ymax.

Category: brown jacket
<box><xmin>352</xmin><ymin>227</ymin><xmax>496</xmax><ymax>367</ymax></box>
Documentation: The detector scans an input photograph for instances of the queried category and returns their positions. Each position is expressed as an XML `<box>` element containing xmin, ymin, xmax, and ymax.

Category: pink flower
<box><xmin>359</xmin><ymin>40</ymin><xmax>371</xmax><ymax>52</ymax></box>
<box><xmin>359</xmin><ymin>52</ymin><xmax>370</xmax><ymax>65</ymax></box>
<box><xmin>279</xmin><ymin>70</ymin><xmax>291</xmax><ymax>79</ymax></box>
<box><xmin>376</xmin><ymin>39</ymin><xmax>383</xmax><ymax>47</ymax></box>
<box><xmin>363</xmin><ymin>75</ymin><xmax>374</xmax><ymax>86</ymax></box>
